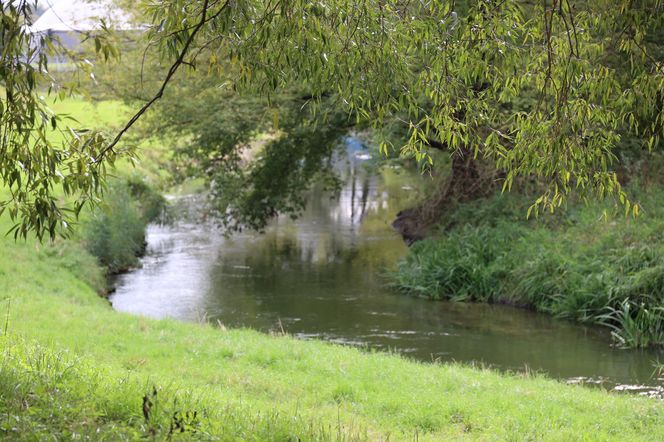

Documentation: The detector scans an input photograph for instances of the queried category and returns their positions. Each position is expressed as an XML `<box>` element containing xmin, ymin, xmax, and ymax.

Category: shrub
<box><xmin>83</xmin><ymin>177</ymin><xmax>167</xmax><ymax>274</ymax></box>
<box><xmin>124</xmin><ymin>172</ymin><xmax>169</xmax><ymax>223</ymax></box>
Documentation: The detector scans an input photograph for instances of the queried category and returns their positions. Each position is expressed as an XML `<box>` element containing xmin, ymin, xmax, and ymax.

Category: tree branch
<box><xmin>96</xmin><ymin>0</ymin><xmax>228</xmax><ymax>163</ymax></box>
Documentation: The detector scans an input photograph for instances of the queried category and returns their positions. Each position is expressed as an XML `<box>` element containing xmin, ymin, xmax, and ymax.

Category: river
<box><xmin>110</xmin><ymin>138</ymin><xmax>664</xmax><ymax>397</ymax></box>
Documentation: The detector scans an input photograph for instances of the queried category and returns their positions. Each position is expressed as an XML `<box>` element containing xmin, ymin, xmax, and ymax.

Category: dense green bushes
<box><xmin>392</xmin><ymin>191</ymin><xmax>664</xmax><ymax>348</ymax></box>
<box><xmin>83</xmin><ymin>175</ymin><xmax>166</xmax><ymax>274</ymax></box>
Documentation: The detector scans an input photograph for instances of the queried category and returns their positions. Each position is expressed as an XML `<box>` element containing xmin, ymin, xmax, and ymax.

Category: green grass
<box><xmin>1</xmin><ymin>97</ymin><xmax>663</xmax><ymax>439</ymax></box>
<box><xmin>1</xmin><ymin>214</ymin><xmax>663</xmax><ymax>440</ymax></box>
<box><xmin>49</xmin><ymin>98</ymin><xmax>130</xmax><ymax>130</ymax></box>
<box><xmin>48</xmin><ymin>97</ymin><xmax>173</xmax><ymax>186</ymax></box>
<box><xmin>391</xmin><ymin>185</ymin><xmax>664</xmax><ymax>348</ymax></box>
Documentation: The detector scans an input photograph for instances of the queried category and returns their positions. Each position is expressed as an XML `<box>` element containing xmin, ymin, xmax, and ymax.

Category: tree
<box><xmin>152</xmin><ymin>79</ymin><xmax>352</xmax><ymax>232</ymax></box>
<box><xmin>107</xmin><ymin>48</ymin><xmax>355</xmax><ymax>232</ymax></box>
<box><xmin>0</xmin><ymin>0</ymin><xmax>118</xmax><ymax>239</ymax></box>
<box><xmin>137</xmin><ymin>0</ymin><xmax>663</xmax><ymax>236</ymax></box>
<box><xmin>2</xmin><ymin>0</ymin><xmax>663</xmax><ymax>238</ymax></box>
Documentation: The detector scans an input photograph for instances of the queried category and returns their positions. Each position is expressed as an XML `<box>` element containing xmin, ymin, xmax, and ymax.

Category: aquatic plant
<box><xmin>598</xmin><ymin>299</ymin><xmax>664</xmax><ymax>348</ymax></box>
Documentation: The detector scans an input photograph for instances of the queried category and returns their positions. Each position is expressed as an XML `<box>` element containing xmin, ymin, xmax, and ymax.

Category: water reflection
<box><xmin>111</xmin><ymin>138</ymin><xmax>664</xmax><ymax>394</ymax></box>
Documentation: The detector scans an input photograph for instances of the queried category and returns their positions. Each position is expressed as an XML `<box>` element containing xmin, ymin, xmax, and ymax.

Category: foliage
<box><xmin>391</xmin><ymin>187</ymin><xmax>664</xmax><ymax>348</ymax></box>
<box><xmin>206</xmin><ymin>110</ymin><xmax>347</xmax><ymax>232</ymax></box>
<box><xmin>83</xmin><ymin>175</ymin><xmax>166</xmax><ymax>274</ymax></box>
<box><xmin>0</xmin><ymin>0</ymin><xmax>120</xmax><ymax>240</ymax></box>
<box><xmin>142</xmin><ymin>0</ymin><xmax>664</xmax><ymax>218</ymax></box>
<box><xmin>89</xmin><ymin>38</ymin><xmax>352</xmax><ymax>231</ymax></box>
<box><xmin>148</xmin><ymin>75</ymin><xmax>350</xmax><ymax>232</ymax></box>
<box><xmin>2</xmin><ymin>1</ymin><xmax>664</xmax><ymax>237</ymax></box>
<box><xmin>124</xmin><ymin>172</ymin><xmax>168</xmax><ymax>222</ymax></box>
<box><xmin>11</xmin><ymin>96</ymin><xmax>171</xmax><ymax>277</ymax></box>
<box><xmin>1</xmin><ymin>232</ymin><xmax>663</xmax><ymax>440</ymax></box>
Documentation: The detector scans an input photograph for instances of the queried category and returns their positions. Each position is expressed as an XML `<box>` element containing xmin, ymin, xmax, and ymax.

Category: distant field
<box><xmin>49</xmin><ymin>98</ymin><xmax>130</xmax><ymax>129</ymax></box>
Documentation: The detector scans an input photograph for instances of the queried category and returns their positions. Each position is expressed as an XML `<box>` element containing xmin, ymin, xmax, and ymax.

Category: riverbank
<box><xmin>391</xmin><ymin>184</ymin><xmax>664</xmax><ymax>348</ymax></box>
<box><xmin>1</xmin><ymin>214</ymin><xmax>663</xmax><ymax>440</ymax></box>
<box><xmin>1</xmin><ymin>97</ymin><xmax>662</xmax><ymax>439</ymax></box>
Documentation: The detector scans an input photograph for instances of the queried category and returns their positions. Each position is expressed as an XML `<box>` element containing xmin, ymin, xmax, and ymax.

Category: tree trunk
<box><xmin>391</xmin><ymin>147</ymin><xmax>495</xmax><ymax>245</ymax></box>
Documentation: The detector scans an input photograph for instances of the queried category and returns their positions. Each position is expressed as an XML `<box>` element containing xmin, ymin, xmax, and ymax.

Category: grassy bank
<box><xmin>1</xmin><ymin>97</ymin><xmax>663</xmax><ymax>439</ymax></box>
<box><xmin>1</xmin><ymin>214</ymin><xmax>664</xmax><ymax>441</ymax></box>
<box><xmin>391</xmin><ymin>185</ymin><xmax>664</xmax><ymax>348</ymax></box>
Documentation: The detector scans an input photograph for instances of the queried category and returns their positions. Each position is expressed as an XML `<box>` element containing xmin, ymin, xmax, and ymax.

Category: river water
<box><xmin>111</xmin><ymin>138</ymin><xmax>664</xmax><ymax>396</ymax></box>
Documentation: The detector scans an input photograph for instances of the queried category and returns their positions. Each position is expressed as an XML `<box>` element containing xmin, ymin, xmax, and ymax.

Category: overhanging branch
<box><xmin>96</xmin><ymin>0</ymin><xmax>229</xmax><ymax>163</ymax></box>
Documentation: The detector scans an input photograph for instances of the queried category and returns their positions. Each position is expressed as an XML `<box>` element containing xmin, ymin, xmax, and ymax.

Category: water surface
<box><xmin>111</xmin><ymin>140</ymin><xmax>664</xmax><ymax>396</ymax></box>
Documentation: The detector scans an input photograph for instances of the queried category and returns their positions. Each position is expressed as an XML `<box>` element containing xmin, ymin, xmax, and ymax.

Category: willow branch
<box><xmin>96</xmin><ymin>0</ymin><xmax>228</xmax><ymax>163</ymax></box>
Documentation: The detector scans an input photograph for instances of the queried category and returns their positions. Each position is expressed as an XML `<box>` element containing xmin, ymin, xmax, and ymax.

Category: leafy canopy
<box><xmin>1</xmin><ymin>0</ymin><xmax>663</xmax><ymax>237</ymax></box>
<box><xmin>142</xmin><ymin>0</ymin><xmax>662</xmax><ymax>215</ymax></box>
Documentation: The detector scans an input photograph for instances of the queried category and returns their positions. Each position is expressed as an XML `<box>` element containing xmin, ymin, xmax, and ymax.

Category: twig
<box><xmin>3</xmin><ymin>298</ymin><xmax>10</xmax><ymax>335</ymax></box>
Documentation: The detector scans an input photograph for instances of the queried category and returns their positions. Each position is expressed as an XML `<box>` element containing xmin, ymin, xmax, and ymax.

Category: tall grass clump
<box><xmin>83</xmin><ymin>175</ymin><xmax>167</xmax><ymax>274</ymax></box>
<box><xmin>391</xmin><ymin>188</ymin><xmax>664</xmax><ymax>348</ymax></box>
<box><xmin>392</xmin><ymin>223</ymin><xmax>519</xmax><ymax>302</ymax></box>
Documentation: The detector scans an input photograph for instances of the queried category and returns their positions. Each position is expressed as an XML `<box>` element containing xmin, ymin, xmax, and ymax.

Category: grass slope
<box><xmin>1</xmin><ymin>214</ymin><xmax>663</xmax><ymax>441</ymax></box>
<box><xmin>1</xmin><ymin>97</ymin><xmax>662</xmax><ymax>439</ymax></box>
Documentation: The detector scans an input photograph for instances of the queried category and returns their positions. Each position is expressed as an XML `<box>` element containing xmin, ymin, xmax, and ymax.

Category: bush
<box><xmin>83</xmin><ymin>177</ymin><xmax>166</xmax><ymax>274</ymax></box>
<box><xmin>124</xmin><ymin>173</ymin><xmax>169</xmax><ymax>223</ymax></box>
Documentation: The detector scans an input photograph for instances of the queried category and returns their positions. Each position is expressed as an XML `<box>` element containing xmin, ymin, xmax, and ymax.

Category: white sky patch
<box><xmin>27</xmin><ymin>0</ymin><xmax>138</xmax><ymax>33</ymax></box>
